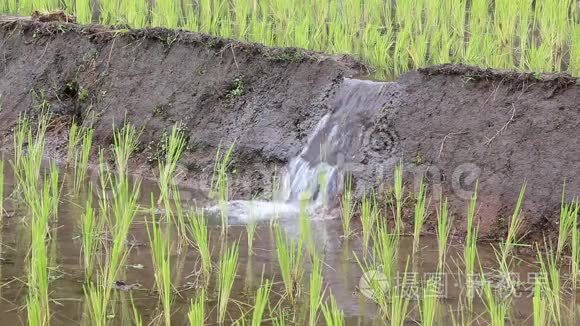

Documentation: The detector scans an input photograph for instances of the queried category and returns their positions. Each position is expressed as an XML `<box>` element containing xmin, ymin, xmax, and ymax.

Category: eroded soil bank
<box><xmin>1</xmin><ymin>17</ymin><xmax>579</xmax><ymax>241</ymax></box>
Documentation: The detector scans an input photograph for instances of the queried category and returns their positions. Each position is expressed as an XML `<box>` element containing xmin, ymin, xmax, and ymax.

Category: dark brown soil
<box><xmin>0</xmin><ymin>17</ymin><xmax>362</xmax><ymax>198</ymax></box>
<box><xmin>365</xmin><ymin>65</ymin><xmax>579</xmax><ymax>241</ymax></box>
<box><xmin>1</xmin><ymin>17</ymin><xmax>579</xmax><ymax>241</ymax></box>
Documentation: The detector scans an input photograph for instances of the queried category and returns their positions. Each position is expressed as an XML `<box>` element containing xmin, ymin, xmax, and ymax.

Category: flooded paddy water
<box><xmin>0</xmin><ymin>150</ymin><xmax>578</xmax><ymax>325</ymax></box>
<box><xmin>0</xmin><ymin>75</ymin><xmax>578</xmax><ymax>326</ymax></box>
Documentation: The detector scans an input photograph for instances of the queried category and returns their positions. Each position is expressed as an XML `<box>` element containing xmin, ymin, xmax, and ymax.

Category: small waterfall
<box><xmin>208</xmin><ymin>78</ymin><xmax>392</xmax><ymax>222</ymax></box>
<box><xmin>277</xmin><ymin>79</ymin><xmax>391</xmax><ymax>208</ymax></box>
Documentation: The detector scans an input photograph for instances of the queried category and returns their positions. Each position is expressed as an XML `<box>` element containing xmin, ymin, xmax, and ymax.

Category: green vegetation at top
<box><xmin>1</xmin><ymin>0</ymin><xmax>578</xmax><ymax>78</ymax></box>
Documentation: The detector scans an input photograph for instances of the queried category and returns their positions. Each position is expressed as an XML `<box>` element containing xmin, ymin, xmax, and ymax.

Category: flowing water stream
<box><xmin>209</xmin><ymin>78</ymin><xmax>392</xmax><ymax>223</ymax></box>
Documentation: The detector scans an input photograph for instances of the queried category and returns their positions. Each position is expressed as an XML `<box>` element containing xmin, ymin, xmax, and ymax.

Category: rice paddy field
<box><xmin>0</xmin><ymin>1</ymin><xmax>579</xmax><ymax>325</ymax></box>
<box><xmin>0</xmin><ymin>112</ymin><xmax>578</xmax><ymax>325</ymax></box>
<box><xmin>0</xmin><ymin>0</ymin><xmax>579</xmax><ymax>78</ymax></box>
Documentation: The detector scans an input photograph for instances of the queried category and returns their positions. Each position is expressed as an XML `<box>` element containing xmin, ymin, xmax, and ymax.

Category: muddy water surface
<box><xmin>0</xmin><ymin>158</ymin><xmax>578</xmax><ymax>325</ymax></box>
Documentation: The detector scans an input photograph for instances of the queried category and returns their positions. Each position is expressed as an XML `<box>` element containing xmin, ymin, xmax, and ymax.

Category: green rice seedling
<box><xmin>464</xmin><ymin>185</ymin><xmax>479</xmax><ymax>309</ymax></box>
<box><xmin>360</xmin><ymin>192</ymin><xmax>377</xmax><ymax>255</ymax></box>
<box><xmin>572</xmin><ymin>220</ymin><xmax>579</xmax><ymax>288</ymax></box>
<box><xmin>217</xmin><ymin>241</ymin><xmax>239</xmax><ymax>324</ymax></box>
<box><xmin>502</xmin><ymin>184</ymin><xmax>527</xmax><ymax>260</ymax></box>
<box><xmin>274</xmin><ymin>224</ymin><xmax>304</xmax><ymax>303</ymax></box>
<box><xmin>75</xmin><ymin>0</ymin><xmax>92</xmax><ymax>24</ymax></box>
<box><xmin>95</xmin><ymin>149</ymin><xmax>112</xmax><ymax>238</ymax></box>
<box><xmin>412</xmin><ymin>178</ymin><xmax>428</xmax><ymax>255</ymax></box>
<box><xmin>216</xmin><ymin>0</ymin><xmax>232</xmax><ymax>38</ymax></box>
<box><xmin>235</xmin><ymin>318</ymin><xmax>248</xmax><ymax>326</ymax></box>
<box><xmin>340</xmin><ymin>174</ymin><xmax>355</xmax><ymax>239</ymax></box>
<box><xmin>532</xmin><ymin>278</ymin><xmax>548</xmax><ymax>326</ymax></box>
<box><xmin>232</xmin><ymin>0</ymin><xmax>251</xmax><ymax>40</ymax></box>
<box><xmin>448</xmin><ymin>0</ymin><xmax>468</xmax><ymax>60</ymax></box>
<box><xmin>495</xmin><ymin>184</ymin><xmax>527</xmax><ymax>292</ymax></box>
<box><xmin>556</xmin><ymin>186</ymin><xmax>578</xmax><ymax>257</ymax></box>
<box><xmin>73</xmin><ymin>127</ymin><xmax>94</xmax><ymax>193</ymax></box>
<box><xmin>25</xmin><ymin>165</ymin><xmax>59</xmax><ymax>326</ymax></box>
<box><xmin>534</xmin><ymin>0</ymin><xmax>574</xmax><ymax>69</ymax></box>
<box><xmin>118</xmin><ymin>291</ymin><xmax>134</xmax><ymax>326</ymax></box>
<box><xmin>464</xmin><ymin>235</ymin><xmax>479</xmax><ymax>311</ymax></box>
<box><xmin>198</xmin><ymin>0</ymin><xmax>215</xmax><ymax>34</ymax></box>
<box><xmin>517</xmin><ymin>0</ymin><xmax>534</xmax><ymax>70</ymax></box>
<box><xmin>119</xmin><ymin>0</ymin><xmax>148</xmax><ymax>28</ymax></box>
<box><xmin>13</xmin><ymin>112</ymin><xmax>50</xmax><ymax>192</ymax></box>
<box><xmin>102</xmin><ymin>179</ymin><xmax>140</xmax><ymax>269</ymax></box>
<box><xmin>299</xmin><ymin>200</ymin><xmax>315</xmax><ymax>258</ymax></box>
<box><xmin>320</xmin><ymin>294</ymin><xmax>344</xmax><ymax>326</ymax></box>
<box><xmin>361</xmin><ymin>25</ymin><xmax>394</xmax><ymax>80</ymax></box>
<box><xmin>158</xmin><ymin>124</ymin><xmax>187</xmax><ymax>206</ymax></box>
<box><xmin>95</xmin><ymin>170</ymin><xmax>140</xmax><ymax>321</ymax></box>
<box><xmin>108</xmin><ymin>165</ymin><xmax>140</xmax><ymax>243</ymax></box>
<box><xmin>67</xmin><ymin>122</ymin><xmax>81</xmax><ymax>165</ymax></box>
<box><xmin>168</xmin><ymin>184</ymin><xmax>188</xmax><ymax>238</ymax></box>
<box><xmin>95</xmin><ymin>0</ymin><xmax>111</xmax><ymax>24</ymax></box>
<box><xmin>420</xmin><ymin>278</ymin><xmax>439</xmax><ymax>326</ymax></box>
<box><xmin>392</xmin><ymin>1</ymin><xmax>412</xmax><ymax>73</ymax></box>
<box><xmin>537</xmin><ymin>244</ymin><xmax>563</xmax><ymax>325</ymax></box>
<box><xmin>83</xmin><ymin>282</ymin><xmax>108</xmax><ymax>326</ymax></box>
<box><xmin>353</xmin><ymin>219</ymin><xmax>398</xmax><ymax>317</ymax></box>
<box><xmin>0</xmin><ymin>0</ymin><xmax>14</xmax><ymax>13</ymax></box>
<box><xmin>408</xmin><ymin>29</ymin><xmax>429</xmax><ymax>69</ymax></box>
<box><xmin>480</xmin><ymin>276</ymin><xmax>509</xmax><ymax>326</ymax></box>
<box><xmin>187</xmin><ymin>209</ymin><xmax>211</xmax><ymax>282</ymax></box>
<box><xmin>188</xmin><ymin>290</ymin><xmax>205</xmax><ymax>325</ymax></box>
<box><xmin>113</xmin><ymin>123</ymin><xmax>140</xmax><ymax>181</ymax></box>
<box><xmin>389</xmin><ymin>259</ymin><xmax>412</xmax><ymax>326</ymax></box>
<box><xmin>308</xmin><ymin>256</ymin><xmax>324</xmax><ymax>326</ymax></box>
<box><xmin>525</xmin><ymin>38</ymin><xmax>554</xmax><ymax>72</ymax></box>
<box><xmin>251</xmin><ymin>279</ymin><xmax>272</xmax><ymax>326</ymax></box>
<box><xmin>493</xmin><ymin>0</ymin><xmax>519</xmax><ymax>68</ymax></box>
<box><xmin>436</xmin><ymin>195</ymin><xmax>452</xmax><ymax>270</ymax></box>
<box><xmin>27</xmin><ymin>180</ymin><xmax>54</xmax><ymax>325</ymax></box>
<box><xmin>393</xmin><ymin>161</ymin><xmax>404</xmax><ymax>233</ymax></box>
<box><xmin>246</xmin><ymin>218</ymin><xmax>257</xmax><ymax>256</ymax></box>
<box><xmin>146</xmin><ymin>200</ymin><xmax>173</xmax><ymax>326</ymax></box>
<box><xmin>449</xmin><ymin>297</ymin><xmax>471</xmax><ymax>326</ymax></box>
<box><xmin>354</xmin><ymin>257</ymin><xmax>390</xmax><ymax>317</ymax></box>
<box><xmin>243</xmin><ymin>255</ymin><xmax>256</xmax><ymax>296</ymax></box>
<box><xmin>210</xmin><ymin>143</ymin><xmax>235</xmax><ymax>234</ymax></box>
<box><xmin>27</xmin><ymin>294</ymin><xmax>44</xmax><ymax>326</ymax></box>
<box><xmin>3</xmin><ymin>0</ymin><xmax>578</xmax><ymax>77</ymax></box>
<box><xmin>79</xmin><ymin>188</ymin><xmax>103</xmax><ymax>281</ymax></box>
<box><xmin>569</xmin><ymin>25</ymin><xmax>580</xmax><ymax>76</ymax></box>
<box><xmin>11</xmin><ymin>113</ymin><xmax>56</xmax><ymax>325</ymax></box>
<box><xmin>372</xmin><ymin>219</ymin><xmax>399</xmax><ymax>282</ymax></box>
<box><xmin>272</xmin><ymin>311</ymin><xmax>286</xmax><ymax>326</ymax></box>
<box><xmin>49</xmin><ymin>161</ymin><xmax>60</xmax><ymax>218</ymax></box>
<box><xmin>130</xmin><ymin>293</ymin><xmax>143</xmax><ymax>326</ymax></box>
<box><xmin>183</xmin><ymin>0</ymin><xmax>199</xmax><ymax>32</ymax></box>
<box><xmin>12</xmin><ymin>116</ymin><xmax>27</xmax><ymax>173</ymax></box>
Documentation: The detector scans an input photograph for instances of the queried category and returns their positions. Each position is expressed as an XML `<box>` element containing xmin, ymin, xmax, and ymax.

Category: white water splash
<box><xmin>206</xmin><ymin>78</ymin><xmax>390</xmax><ymax>223</ymax></box>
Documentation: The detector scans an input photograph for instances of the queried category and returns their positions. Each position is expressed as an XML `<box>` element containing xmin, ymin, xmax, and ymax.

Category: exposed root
<box><xmin>438</xmin><ymin>130</ymin><xmax>469</xmax><ymax>158</ymax></box>
<box><xmin>483</xmin><ymin>104</ymin><xmax>517</xmax><ymax>146</ymax></box>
